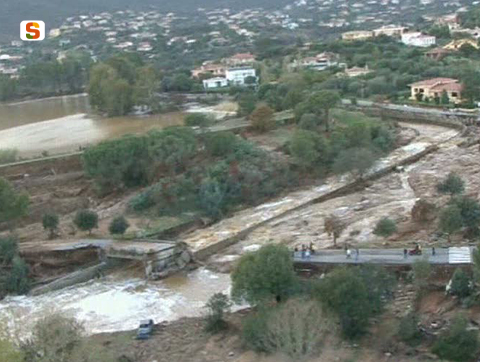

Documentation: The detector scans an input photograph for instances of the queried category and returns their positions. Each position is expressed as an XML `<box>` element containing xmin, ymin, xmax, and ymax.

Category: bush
<box><xmin>242</xmin><ymin>299</ymin><xmax>334</xmax><ymax>357</ymax></box>
<box><xmin>205</xmin><ymin>132</ymin><xmax>238</xmax><ymax>156</ymax></box>
<box><xmin>0</xmin><ymin>149</ymin><xmax>18</xmax><ymax>165</ymax></box>
<box><xmin>439</xmin><ymin>205</ymin><xmax>463</xmax><ymax>237</ymax></box>
<box><xmin>437</xmin><ymin>172</ymin><xmax>465</xmax><ymax>196</ymax></box>
<box><xmin>4</xmin><ymin>256</ymin><xmax>30</xmax><ymax>294</ymax></box>
<box><xmin>0</xmin><ymin>177</ymin><xmax>29</xmax><ymax>226</ymax></box>
<box><xmin>231</xmin><ymin>244</ymin><xmax>297</xmax><ymax>305</ymax></box>
<box><xmin>204</xmin><ymin>293</ymin><xmax>231</xmax><ymax>333</ymax></box>
<box><xmin>109</xmin><ymin>216</ymin><xmax>129</xmax><ymax>235</ymax></box>
<box><xmin>73</xmin><ymin>210</ymin><xmax>99</xmax><ymax>234</ymax></box>
<box><xmin>373</xmin><ymin>217</ymin><xmax>397</xmax><ymax>239</ymax></box>
<box><xmin>333</xmin><ymin>147</ymin><xmax>376</xmax><ymax>179</ymax></box>
<box><xmin>317</xmin><ymin>267</ymin><xmax>377</xmax><ymax>339</ymax></box>
<box><xmin>289</xmin><ymin>130</ymin><xmax>331</xmax><ymax>170</ymax></box>
<box><xmin>42</xmin><ymin>212</ymin><xmax>59</xmax><ymax>238</ymax></box>
<box><xmin>432</xmin><ymin>316</ymin><xmax>479</xmax><ymax>362</ymax></box>
<box><xmin>128</xmin><ymin>189</ymin><xmax>155</xmax><ymax>212</ymax></box>
<box><xmin>0</xmin><ymin>236</ymin><xmax>18</xmax><ymax>264</ymax></box>
<box><xmin>298</xmin><ymin>113</ymin><xmax>319</xmax><ymax>131</ymax></box>
<box><xmin>450</xmin><ymin>269</ymin><xmax>472</xmax><ymax>299</ymax></box>
<box><xmin>398</xmin><ymin>313</ymin><xmax>422</xmax><ymax>346</ymax></box>
<box><xmin>184</xmin><ymin>113</ymin><xmax>212</xmax><ymax>128</ymax></box>
<box><xmin>250</xmin><ymin>104</ymin><xmax>275</xmax><ymax>132</ymax></box>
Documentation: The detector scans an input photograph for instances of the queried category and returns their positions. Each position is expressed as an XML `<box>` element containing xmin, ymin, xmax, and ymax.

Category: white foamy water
<box><xmin>0</xmin><ymin>268</ymin><xmax>231</xmax><ymax>339</ymax></box>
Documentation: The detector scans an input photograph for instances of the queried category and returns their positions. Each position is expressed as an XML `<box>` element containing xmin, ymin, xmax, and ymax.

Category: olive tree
<box><xmin>73</xmin><ymin>209</ymin><xmax>99</xmax><ymax>234</ymax></box>
<box><xmin>231</xmin><ymin>244</ymin><xmax>297</xmax><ymax>305</ymax></box>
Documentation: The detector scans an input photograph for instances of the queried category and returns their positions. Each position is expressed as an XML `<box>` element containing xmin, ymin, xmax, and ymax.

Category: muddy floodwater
<box><xmin>0</xmin><ymin>94</ymin><xmax>235</xmax><ymax>158</ymax></box>
<box><xmin>0</xmin><ymin>268</ymin><xmax>232</xmax><ymax>339</ymax></box>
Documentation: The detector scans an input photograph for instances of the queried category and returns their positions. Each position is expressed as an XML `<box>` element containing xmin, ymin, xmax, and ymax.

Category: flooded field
<box><xmin>0</xmin><ymin>94</ymin><xmax>236</xmax><ymax>158</ymax></box>
<box><xmin>0</xmin><ymin>268</ymin><xmax>232</xmax><ymax>339</ymax></box>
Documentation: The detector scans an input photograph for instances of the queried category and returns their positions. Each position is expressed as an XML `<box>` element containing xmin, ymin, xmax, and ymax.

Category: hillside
<box><xmin>0</xmin><ymin>0</ymin><xmax>292</xmax><ymax>40</ymax></box>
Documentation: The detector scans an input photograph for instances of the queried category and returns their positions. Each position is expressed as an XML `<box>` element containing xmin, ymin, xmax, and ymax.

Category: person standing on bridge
<box><xmin>432</xmin><ymin>247</ymin><xmax>436</xmax><ymax>256</ymax></box>
<box><xmin>355</xmin><ymin>248</ymin><xmax>359</xmax><ymax>261</ymax></box>
<box><xmin>346</xmin><ymin>249</ymin><xmax>351</xmax><ymax>259</ymax></box>
<box><xmin>404</xmin><ymin>249</ymin><xmax>408</xmax><ymax>259</ymax></box>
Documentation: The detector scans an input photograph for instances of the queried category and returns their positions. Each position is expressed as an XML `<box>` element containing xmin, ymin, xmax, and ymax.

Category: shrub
<box><xmin>109</xmin><ymin>216</ymin><xmax>129</xmax><ymax>235</ymax></box>
<box><xmin>437</xmin><ymin>172</ymin><xmax>465</xmax><ymax>196</ymax></box>
<box><xmin>289</xmin><ymin>130</ymin><xmax>331</xmax><ymax>170</ymax></box>
<box><xmin>333</xmin><ymin>147</ymin><xmax>376</xmax><ymax>179</ymax></box>
<box><xmin>204</xmin><ymin>293</ymin><xmax>231</xmax><ymax>333</ymax></box>
<box><xmin>373</xmin><ymin>217</ymin><xmax>397</xmax><ymax>239</ymax></box>
<box><xmin>184</xmin><ymin>113</ymin><xmax>212</xmax><ymax>128</ymax></box>
<box><xmin>0</xmin><ymin>149</ymin><xmax>18</xmax><ymax>165</ymax></box>
<box><xmin>398</xmin><ymin>313</ymin><xmax>422</xmax><ymax>346</ymax></box>
<box><xmin>432</xmin><ymin>316</ymin><xmax>479</xmax><ymax>362</ymax></box>
<box><xmin>298</xmin><ymin>113</ymin><xmax>319</xmax><ymax>131</ymax></box>
<box><xmin>250</xmin><ymin>104</ymin><xmax>275</xmax><ymax>132</ymax></box>
<box><xmin>0</xmin><ymin>236</ymin><xmax>18</xmax><ymax>264</ymax></box>
<box><xmin>128</xmin><ymin>189</ymin><xmax>155</xmax><ymax>212</ymax></box>
<box><xmin>242</xmin><ymin>299</ymin><xmax>334</xmax><ymax>357</ymax></box>
<box><xmin>451</xmin><ymin>196</ymin><xmax>480</xmax><ymax>231</ymax></box>
<box><xmin>231</xmin><ymin>244</ymin><xmax>297</xmax><ymax>305</ymax></box>
<box><xmin>0</xmin><ymin>177</ymin><xmax>29</xmax><ymax>226</ymax></box>
<box><xmin>42</xmin><ymin>212</ymin><xmax>59</xmax><ymax>238</ymax></box>
<box><xmin>4</xmin><ymin>256</ymin><xmax>30</xmax><ymax>294</ymax></box>
<box><xmin>205</xmin><ymin>132</ymin><xmax>238</xmax><ymax>156</ymax></box>
<box><xmin>450</xmin><ymin>269</ymin><xmax>472</xmax><ymax>299</ymax></box>
<box><xmin>73</xmin><ymin>210</ymin><xmax>98</xmax><ymax>234</ymax></box>
<box><xmin>317</xmin><ymin>267</ymin><xmax>374</xmax><ymax>339</ymax></box>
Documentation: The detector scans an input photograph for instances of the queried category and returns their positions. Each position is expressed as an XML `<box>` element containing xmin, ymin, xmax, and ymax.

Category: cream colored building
<box><xmin>409</xmin><ymin>78</ymin><xmax>463</xmax><ymax>103</ymax></box>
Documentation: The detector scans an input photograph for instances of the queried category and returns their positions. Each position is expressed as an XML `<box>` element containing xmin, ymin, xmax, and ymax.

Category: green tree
<box><xmin>450</xmin><ymin>268</ymin><xmax>472</xmax><ymax>299</ymax></box>
<box><xmin>289</xmin><ymin>130</ymin><xmax>331</xmax><ymax>170</ymax></box>
<box><xmin>298</xmin><ymin>113</ymin><xmax>319</xmax><ymax>131</ymax></box>
<box><xmin>108</xmin><ymin>216</ymin><xmax>129</xmax><ymax>235</ymax></box>
<box><xmin>73</xmin><ymin>210</ymin><xmax>98</xmax><ymax>234</ymax></box>
<box><xmin>250</xmin><ymin>104</ymin><xmax>275</xmax><ymax>133</ymax></box>
<box><xmin>398</xmin><ymin>313</ymin><xmax>423</xmax><ymax>346</ymax></box>
<box><xmin>205</xmin><ymin>132</ymin><xmax>238</xmax><ymax>156</ymax></box>
<box><xmin>184</xmin><ymin>113</ymin><xmax>212</xmax><ymax>129</ymax></box>
<box><xmin>333</xmin><ymin>147</ymin><xmax>376</xmax><ymax>179</ymax></box>
<box><xmin>231</xmin><ymin>244</ymin><xmax>297</xmax><ymax>305</ymax></box>
<box><xmin>460</xmin><ymin>69</ymin><xmax>480</xmax><ymax>104</ymax></box>
<box><xmin>197</xmin><ymin>178</ymin><xmax>225</xmax><ymax>220</ymax></box>
<box><xmin>451</xmin><ymin>196</ymin><xmax>480</xmax><ymax>231</ymax></box>
<box><xmin>42</xmin><ymin>212</ymin><xmax>59</xmax><ymax>239</ymax></box>
<box><xmin>432</xmin><ymin>315</ymin><xmax>479</xmax><ymax>362</ymax></box>
<box><xmin>373</xmin><ymin>217</ymin><xmax>397</xmax><ymax>239</ymax></box>
<box><xmin>298</xmin><ymin>91</ymin><xmax>340</xmax><ymax>132</ymax></box>
<box><xmin>0</xmin><ymin>177</ymin><xmax>29</xmax><ymax>227</ymax></box>
<box><xmin>204</xmin><ymin>293</ymin><xmax>231</xmax><ymax>333</ymax></box>
<box><xmin>0</xmin><ymin>236</ymin><xmax>18</xmax><ymax>265</ymax></box>
<box><xmin>440</xmin><ymin>205</ymin><xmax>463</xmax><ymax>238</ymax></box>
<box><xmin>441</xmin><ymin>90</ymin><xmax>450</xmax><ymax>105</ymax></box>
<box><xmin>237</xmin><ymin>93</ymin><xmax>257</xmax><ymax>116</ymax></box>
<box><xmin>437</xmin><ymin>172</ymin><xmax>465</xmax><ymax>196</ymax></box>
<box><xmin>317</xmin><ymin>267</ymin><xmax>372</xmax><ymax>339</ymax></box>
<box><xmin>4</xmin><ymin>256</ymin><xmax>30</xmax><ymax>294</ymax></box>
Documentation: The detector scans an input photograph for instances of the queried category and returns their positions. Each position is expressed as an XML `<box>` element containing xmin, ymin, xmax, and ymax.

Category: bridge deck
<box><xmin>294</xmin><ymin>247</ymin><xmax>474</xmax><ymax>266</ymax></box>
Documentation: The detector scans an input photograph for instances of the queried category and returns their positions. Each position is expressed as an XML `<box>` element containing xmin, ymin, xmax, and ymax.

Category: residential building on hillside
<box><xmin>373</xmin><ymin>25</ymin><xmax>408</xmax><ymax>37</ymax></box>
<box><xmin>192</xmin><ymin>63</ymin><xmax>226</xmax><ymax>78</ymax></box>
<box><xmin>401</xmin><ymin>32</ymin><xmax>436</xmax><ymax>47</ymax></box>
<box><xmin>409</xmin><ymin>78</ymin><xmax>463</xmax><ymax>103</ymax></box>
<box><xmin>224</xmin><ymin>53</ymin><xmax>256</xmax><ymax>67</ymax></box>
<box><xmin>341</xmin><ymin>30</ymin><xmax>374</xmax><ymax>41</ymax></box>
<box><xmin>203</xmin><ymin>77</ymin><xmax>229</xmax><ymax>90</ymax></box>
<box><xmin>226</xmin><ymin>67</ymin><xmax>257</xmax><ymax>86</ymax></box>
<box><xmin>344</xmin><ymin>65</ymin><xmax>371</xmax><ymax>77</ymax></box>
<box><xmin>292</xmin><ymin>52</ymin><xmax>340</xmax><ymax>71</ymax></box>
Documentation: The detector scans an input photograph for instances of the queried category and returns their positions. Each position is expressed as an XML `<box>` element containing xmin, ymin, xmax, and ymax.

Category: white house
<box><xmin>203</xmin><ymin>77</ymin><xmax>228</xmax><ymax>90</ymax></box>
<box><xmin>225</xmin><ymin>67</ymin><xmax>257</xmax><ymax>86</ymax></box>
<box><xmin>401</xmin><ymin>32</ymin><xmax>436</xmax><ymax>47</ymax></box>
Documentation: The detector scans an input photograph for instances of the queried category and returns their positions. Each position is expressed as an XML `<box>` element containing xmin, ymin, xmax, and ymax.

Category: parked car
<box><xmin>136</xmin><ymin>319</ymin><xmax>154</xmax><ymax>340</ymax></box>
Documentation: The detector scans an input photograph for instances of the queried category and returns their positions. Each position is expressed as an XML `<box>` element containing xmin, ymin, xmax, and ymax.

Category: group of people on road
<box><xmin>295</xmin><ymin>243</ymin><xmax>316</xmax><ymax>260</ymax></box>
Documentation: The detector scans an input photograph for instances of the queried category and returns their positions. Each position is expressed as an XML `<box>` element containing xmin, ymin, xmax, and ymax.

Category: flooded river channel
<box><xmin>0</xmin><ymin>94</ymin><xmax>234</xmax><ymax>158</ymax></box>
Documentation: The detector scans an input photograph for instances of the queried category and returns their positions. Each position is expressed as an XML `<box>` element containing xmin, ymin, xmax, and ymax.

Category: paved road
<box><xmin>294</xmin><ymin>247</ymin><xmax>473</xmax><ymax>266</ymax></box>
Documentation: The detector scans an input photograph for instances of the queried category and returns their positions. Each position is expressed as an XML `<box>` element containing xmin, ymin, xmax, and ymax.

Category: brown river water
<box><xmin>0</xmin><ymin>94</ymin><xmax>188</xmax><ymax>158</ymax></box>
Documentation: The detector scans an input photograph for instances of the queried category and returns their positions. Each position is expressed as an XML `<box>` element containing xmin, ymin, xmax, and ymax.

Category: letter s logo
<box><xmin>26</xmin><ymin>22</ymin><xmax>40</xmax><ymax>39</ymax></box>
<box><xmin>20</xmin><ymin>21</ymin><xmax>45</xmax><ymax>41</ymax></box>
